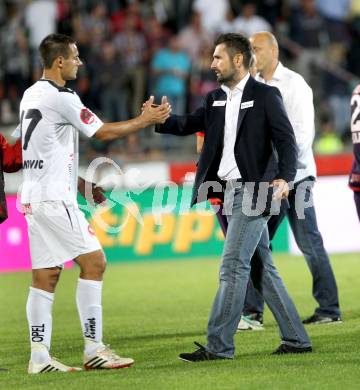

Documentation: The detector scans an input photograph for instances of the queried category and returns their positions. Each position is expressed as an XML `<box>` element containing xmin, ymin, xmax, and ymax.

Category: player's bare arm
<box><xmin>95</xmin><ymin>96</ymin><xmax>171</xmax><ymax>141</ymax></box>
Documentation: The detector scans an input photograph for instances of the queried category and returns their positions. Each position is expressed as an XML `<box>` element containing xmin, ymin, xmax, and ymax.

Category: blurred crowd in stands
<box><xmin>1</xmin><ymin>0</ymin><xmax>360</xmax><ymax>162</ymax></box>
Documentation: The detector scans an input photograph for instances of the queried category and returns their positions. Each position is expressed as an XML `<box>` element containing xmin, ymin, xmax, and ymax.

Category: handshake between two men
<box><xmin>141</xmin><ymin>96</ymin><xmax>171</xmax><ymax>126</ymax></box>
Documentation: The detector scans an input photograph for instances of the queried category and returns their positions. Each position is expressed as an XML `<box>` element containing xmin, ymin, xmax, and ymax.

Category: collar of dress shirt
<box><xmin>221</xmin><ymin>72</ymin><xmax>250</xmax><ymax>96</ymax></box>
<box><xmin>257</xmin><ymin>61</ymin><xmax>284</xmax><ymax>83</ymax></box>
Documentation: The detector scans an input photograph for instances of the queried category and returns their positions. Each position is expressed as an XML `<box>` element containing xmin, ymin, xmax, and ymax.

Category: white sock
<box><xmin>26</xmin><ymin>287</ymin><xmax>54</xmax><ymax>364</ymax></box>
<box><xmin>76</xmin><ymin>278</ymin><xmax>104</xmax><ymax>356</ymax></box>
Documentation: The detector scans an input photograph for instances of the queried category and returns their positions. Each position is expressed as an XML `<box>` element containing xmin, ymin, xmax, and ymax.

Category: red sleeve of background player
<box><xmin>0</xmin><ymin>134</ymin><xmax>22</xmax><ymax>172</ymax></box>
<box><xmin>196</xmin><ymin>131</ymin><xmax>205</xmax><ymax>137</ymax></box>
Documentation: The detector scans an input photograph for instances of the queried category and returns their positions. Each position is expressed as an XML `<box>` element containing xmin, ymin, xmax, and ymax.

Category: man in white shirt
<box><xmin>238</xmin><ymin>32</ymin><xmax>341</xmax><ymax>331</ymax></box>
<box><xmin>21</xmin><ymin>33</ymin><xmax>171</xmax><ymax>374</ymax></box>
<box><xmin>233</xmin><ymin>1</ymin><xmax>272</xmax><ymax>37</ymax></box>
<box><xmin>192</xmin><ymin>0</ymin><xmax>229</xmax><ymax>33</ymax></box>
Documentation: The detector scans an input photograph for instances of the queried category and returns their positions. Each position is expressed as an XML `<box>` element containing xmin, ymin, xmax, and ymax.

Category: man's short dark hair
<box><xmin>39</xmin><ymin>34</ymin><xmax>76</xmax><ymax>68</ymax></box>
<box><xmin>214</xmin><ymin>33</ymin><xmax>252</xmax><ymax>69</ymax></box>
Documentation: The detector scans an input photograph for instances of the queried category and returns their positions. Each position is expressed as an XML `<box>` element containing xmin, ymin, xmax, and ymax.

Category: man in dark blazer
<box><xmin>156</xmin><ymin>33</ymin><xmax>312</xmax><ymax>361</ymax></box>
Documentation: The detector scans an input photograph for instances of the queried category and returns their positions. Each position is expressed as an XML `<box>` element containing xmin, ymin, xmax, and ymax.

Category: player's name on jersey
<box><xmin>23</xmin><ymin>159</ymin><xmax>44</xmax><ymax>169</ymax></box>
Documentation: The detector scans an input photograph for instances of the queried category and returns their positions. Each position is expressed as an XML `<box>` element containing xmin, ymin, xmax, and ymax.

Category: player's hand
<box><xmin>78</xmin><ymin>178</ymin><xmax>106</xmax><ymax>206</ymax></box>
<box><xmin>91</xmin><ymin>184</ymin><xmax>106</xmax><ymax>205</ymax></box>
<box><xmin>270</xmin><ymin>179</ymin><xmax>289</xmax><ymax>200</ymax></box>
<box><xmin>141</xmin><ymin>96</ymin><xmax>171</xmax><ymax>125</ymax></box>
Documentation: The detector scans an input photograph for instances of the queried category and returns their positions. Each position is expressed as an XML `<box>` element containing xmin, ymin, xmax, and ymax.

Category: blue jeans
<box><xmin>206</xmin><ymin>184</ymin><xmax>311</xmax><ymax>358</ymax></box>
<box><xmin>244</xmin><ymin>178</ymin><xmax>340</xmax><ymax>318</ymax></box>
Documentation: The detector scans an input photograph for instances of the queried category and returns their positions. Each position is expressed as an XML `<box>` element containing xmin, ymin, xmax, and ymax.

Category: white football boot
<box><xmin>28</xmin><ymin>357</ymin><xmax>82</xmax><ymax>374</ymax></box>
<box><xmin>83</xmin><ymin>345</ymin><xmax>134</xmax><ymax>370</ymax></box>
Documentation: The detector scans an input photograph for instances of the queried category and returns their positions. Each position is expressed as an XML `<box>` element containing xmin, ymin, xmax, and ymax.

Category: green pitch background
<box><xmin>1</xmin><ymin>253</ymin><xmax>360</xmax><ymax>389</ymax></box>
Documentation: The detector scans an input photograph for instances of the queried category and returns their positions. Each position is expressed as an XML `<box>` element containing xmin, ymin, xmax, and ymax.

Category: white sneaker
<box><xmin>237</xmin><ymin>315</ymin><xmax>264</xmax><ymax>331</ymax></box>
<box><xmin>83</xmin><ymin>345</ymin><xmax>134</xmax><ymax>370</ymax></box>
<box><xmin>28</xmin><ymin>357</ymin><xmax>82</xmax><ymax>374</ymax></box>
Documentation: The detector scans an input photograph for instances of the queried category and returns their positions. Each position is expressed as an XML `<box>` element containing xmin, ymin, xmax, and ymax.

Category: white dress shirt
<box><xmin>218</xmin><ymin>73</ymin><xmax>250</xmax><ymax>180</ymax></box>
<box><xmin>256</xmin><ymin>62</ymin><xmax>317</xmax><ymax>183</ymax></box>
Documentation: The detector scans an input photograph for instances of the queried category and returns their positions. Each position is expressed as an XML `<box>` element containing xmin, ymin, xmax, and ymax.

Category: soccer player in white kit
<box><xmin>20</xmin><ymin>33</ymin><xmax>171</xmax><ymax>374</ymax></box>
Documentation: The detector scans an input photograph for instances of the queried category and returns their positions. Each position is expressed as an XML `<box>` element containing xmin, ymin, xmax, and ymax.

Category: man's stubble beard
<box><xmin>217</xmin><ymin>68</ymin><xmax>237</xmax><ymax>85</ymax></box>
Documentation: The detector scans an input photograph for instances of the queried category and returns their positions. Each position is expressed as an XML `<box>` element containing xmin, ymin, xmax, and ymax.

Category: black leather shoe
<box><xmin>179</xmin><ymin>342</ymin><xmax>228</xmax><ymax>362</ymax></box>
<box><xmin>302</xmin><ymin>313</ymin><xmax>342</xmax><ymax>325</ymax></box>
<box><xmin>272</xmin><ymin>344</ymin><xmax>313</xmax><ymax>355</ymax></box>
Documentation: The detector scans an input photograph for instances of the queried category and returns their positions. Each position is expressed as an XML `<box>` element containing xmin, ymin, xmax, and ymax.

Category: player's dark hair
<box><xmin>39</xmin><ymin>34</ymin><xmax>76</xmax><ymax>68</ymax></box>
<box><xmin>215</xmin><ymin>33</ymin><xmax>252</xmax><ymax>69</ymax></box>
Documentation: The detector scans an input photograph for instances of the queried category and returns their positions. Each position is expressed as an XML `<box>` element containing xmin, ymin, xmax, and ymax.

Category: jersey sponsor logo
<box><xmin>31</xmin><ymin>324</ymin><xmax>45</xmax><ymax>342</ymax></box>
<box><xmin>23</xmin><ymin>159</ymin><xmax>44</xmax><ymax>169</ymax></box>
<box><xmin>84</xmin><ymin>317</ymin><xmax>96</xmax><ymax>339</ymax></box>
<box><xmin>80</xmin><ymin>108</ymin><xmax>95</xmax><ymax>125</ymax></box>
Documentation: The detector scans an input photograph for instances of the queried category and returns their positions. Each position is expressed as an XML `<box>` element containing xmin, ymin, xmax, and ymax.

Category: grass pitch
<box><xmin>1</xmin><ymin>253</ymin><xmax>360</xmax><ymax>389</ymax></box>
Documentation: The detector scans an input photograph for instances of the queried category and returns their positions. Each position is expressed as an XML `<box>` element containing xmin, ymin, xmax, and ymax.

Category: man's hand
<box><xmin>141</xmin><ymin>96</ymin><xmax>171</xmax><ymax>126</ymax></box>
<box><xmin>95</xmin><ymin>97</ymin><xmax>171</xmax><ymax>141</ymax></box>
<box><xmin>91</xmin><ymin>184</ymin><xmax>106</xmax><ymax>205</ymax></box>
<box><xmin>78</xmin><ymin>177</ymin><xmax>106</xmax><ymax>205</ymax></box>
<box><xmin>270</xmin><ymin>179</ymin><xmax>289</xmax><ymax>200</ymax></box>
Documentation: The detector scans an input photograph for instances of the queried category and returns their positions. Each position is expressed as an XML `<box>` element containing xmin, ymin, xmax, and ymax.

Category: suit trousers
<box><xmin>205</xmin><ymin>184</ymin><xmax>311</xmax><ymax>358</ymax></box>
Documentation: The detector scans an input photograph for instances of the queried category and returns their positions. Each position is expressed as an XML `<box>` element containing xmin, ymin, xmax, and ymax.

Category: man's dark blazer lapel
<box><xmin>210</xmin><ymin>89</ymin><xmax>227</xmax><ymax>146</ymax></box>
<box><xmin>236</xmin><ymin>76</ymin><xmax>255</xmax><ymax>136</ymax></box>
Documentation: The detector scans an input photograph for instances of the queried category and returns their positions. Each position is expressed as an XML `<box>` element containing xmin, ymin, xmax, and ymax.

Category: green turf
<box><xmin>1</xmin><ymin>253</ymin><xmax>360</xmax><ymax>389</ymax></box>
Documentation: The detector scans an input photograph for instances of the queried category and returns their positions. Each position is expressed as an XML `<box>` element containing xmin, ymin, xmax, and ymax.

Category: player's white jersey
<box><xmin>20</xmin><ymin>79</ymin><xmax>103</xmax><ymax>204</ymax></box>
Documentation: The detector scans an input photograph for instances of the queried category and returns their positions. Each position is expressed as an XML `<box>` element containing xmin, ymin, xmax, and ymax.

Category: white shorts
<box><xmin>24</xmin><ymin>201</ymin><xmax>102</xmax><ymax>269</ymax></box>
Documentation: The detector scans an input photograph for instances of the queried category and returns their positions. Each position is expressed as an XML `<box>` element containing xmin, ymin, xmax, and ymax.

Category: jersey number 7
<box><xmin>21</xmin><ymin>109</ymin><xmax>43</xmax><ymax>150</ymax></box>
